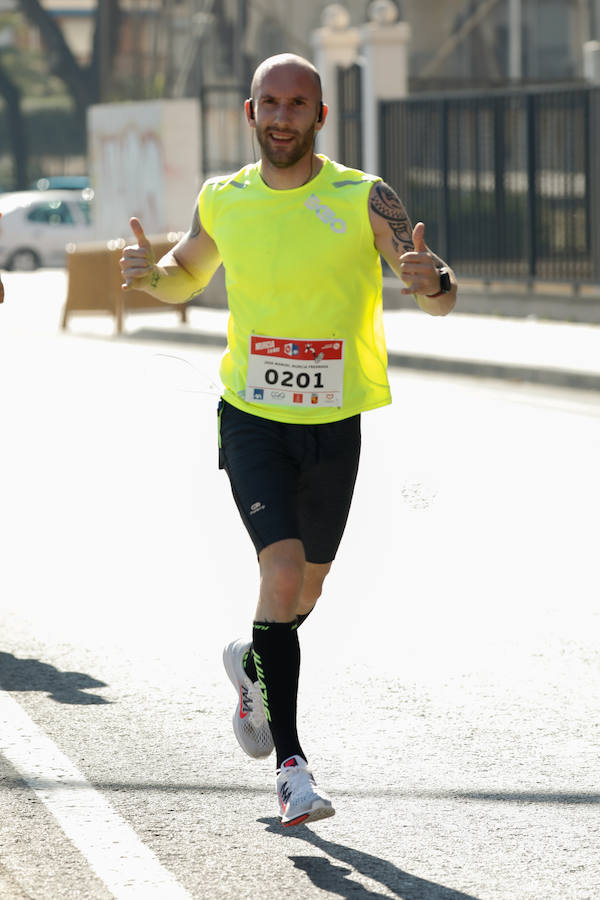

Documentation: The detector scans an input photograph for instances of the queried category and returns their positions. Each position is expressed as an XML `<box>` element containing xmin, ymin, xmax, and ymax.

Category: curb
<box><xmin>126</xmin><ymin>327</ymin><xmax>600</xmax><ymax>393</ymax></box>
<box><xmin>381</xmin><ymin>279</ymin><xmax>600</xmax><ymax>325</ymax></box>
<box><xmin>387</xmin><ymin>351</ymin><xmax>600</xmax><ymax>392</ymax></box>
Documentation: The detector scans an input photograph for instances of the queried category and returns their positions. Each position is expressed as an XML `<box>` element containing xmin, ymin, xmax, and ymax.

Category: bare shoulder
<box><xmin>368</xmin><ymin>181</ymin><xmax>414</xmax><ymax>254</ymax></box>
<box><xmin>368</xmin><ymin>181</ymin><xmax>404</xmax><ymax>217</ymax></box>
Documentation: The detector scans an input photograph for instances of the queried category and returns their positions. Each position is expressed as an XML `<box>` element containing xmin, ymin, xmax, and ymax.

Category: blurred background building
<box><xmin>1</xmin><ymin>0</ymin><xmax>599</xmax><ymax>284</ymax></box>
<box><xmin>1</xmin><ymin>0</ymin><xmax>598</xmax><ymax>180</ymax></box>
<box><xmin>3</xmin><ymin>1</ymin><xmax>600</xmax><ymax>96</ymax></box>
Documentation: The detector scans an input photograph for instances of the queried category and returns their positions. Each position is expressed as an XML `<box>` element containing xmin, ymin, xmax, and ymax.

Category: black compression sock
<box><xmin>251</xmin><ymin>620</ymin><xmax>306</xmax><ymax>768</ymax></box>
<box><xmin>243</xmin><ymin>608</ymin><xmax>313</xmax><ymax>683</ymax></box>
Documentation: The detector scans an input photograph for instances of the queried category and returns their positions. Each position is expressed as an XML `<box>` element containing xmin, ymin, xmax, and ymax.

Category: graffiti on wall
<box><xmin>92</xmin><ymin>122</ymin><xmax>164</xmax><ymax>240</ymax></box>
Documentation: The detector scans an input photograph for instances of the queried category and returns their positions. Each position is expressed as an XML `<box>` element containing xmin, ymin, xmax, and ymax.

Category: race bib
<box><xmin>245</xmin><ymin>335</ymin><xmax>344</xmax><ymax>409</ymax></box>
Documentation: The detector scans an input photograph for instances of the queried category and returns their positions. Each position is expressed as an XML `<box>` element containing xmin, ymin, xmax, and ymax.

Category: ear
<box><xmin>315</xmin><ymin>102</ymin><xmax>328</xmax><ymax>131</ymax></box>
<box><xmin>245</xmin><ymin>98</ymin><xmax>256</xmax><ymax>127</ymax></box>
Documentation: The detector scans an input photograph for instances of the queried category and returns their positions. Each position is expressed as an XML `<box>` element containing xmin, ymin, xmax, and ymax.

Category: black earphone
<box><xmin>248</xmin><ymin>99</ymin><xmax>323</xmax><ymax>123</ymax></box>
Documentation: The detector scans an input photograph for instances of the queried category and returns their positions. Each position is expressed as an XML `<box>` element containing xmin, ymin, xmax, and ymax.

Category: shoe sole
<box><xmin>222</xmin><ymin>641</ymin><xmax>273</xmax><ymax>760</ymax></box>
<box><xmin>280</xmin><ymin>803</ymin><xmax>336</xmax><ymax>828</ymax></box>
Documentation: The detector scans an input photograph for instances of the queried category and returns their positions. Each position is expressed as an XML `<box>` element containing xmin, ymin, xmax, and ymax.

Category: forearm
<box><xmin>415</xmin><ymin>265</ymin><xmax>458</xmax><ymax>316</ymax></box>
<box><xmin>415</xmin><ymin>291</ymin><xmax>456</xmax><ymax>316</ymax></box>
<box><xmin>133</xmin><ymin>250</ymin><xmax>208</xmax><ymax>304</ymax></box>
<box><xmin>370</xmin><ymin>187</ymin><xmax>458</xmax><ymax>317</ymax></box>
<box><xmin>120</xmin><ymin>213</ymin><xmax>221</xmax><ymax>302</ymax></box>
<box><xmin>386</xmin><ymin>254</ymin><xmax>457</xmax><ymax>316</ymax></box>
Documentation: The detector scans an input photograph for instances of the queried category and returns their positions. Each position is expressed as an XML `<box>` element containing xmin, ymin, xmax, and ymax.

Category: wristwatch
<box><xmin>427</xmin><ymin>267</ymin><xmax>451</xmax><ymax>298</ymax></box>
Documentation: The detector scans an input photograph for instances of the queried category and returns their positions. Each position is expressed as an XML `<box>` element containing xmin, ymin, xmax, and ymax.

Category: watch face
<box><xmin>439</xmin><ymin>269</ymin><xmax>451</xmax><ymax>293</ymax></box>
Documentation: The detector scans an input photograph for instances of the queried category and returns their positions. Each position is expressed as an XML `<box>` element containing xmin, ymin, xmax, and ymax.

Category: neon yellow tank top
<box><xmin>199</xmin><ymin>155</ymin><xmax>391</xmax><ymax>424</ymax></box>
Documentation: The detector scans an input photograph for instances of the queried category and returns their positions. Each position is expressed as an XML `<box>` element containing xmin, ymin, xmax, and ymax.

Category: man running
<box><xmin>119</xmin><ymin>53</ymin><xmax>457</xmax><ymax>827</ymax></box>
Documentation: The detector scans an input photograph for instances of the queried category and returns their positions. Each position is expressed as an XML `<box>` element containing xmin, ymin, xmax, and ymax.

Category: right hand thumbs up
<box><xmin>119</xmin><ymin>217</ymin><xmax>155</xmax><ymax>290</ymax></box>
<box><xmin>129</xmin><ymin>216</ymin><xmax>150</xmax><ymax>249</ymax></box>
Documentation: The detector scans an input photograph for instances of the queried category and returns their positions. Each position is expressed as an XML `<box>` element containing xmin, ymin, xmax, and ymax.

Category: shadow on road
<box><xmin>3</xmin><ymin>772</ymin><xmax>596</xmax><ymax>808</ymax></box>
<box><xmin>0</xmin><ymin>652</ymin><xmax>109</xmax><ymax>704</ymax></box>
<box><xmin>258</xmin><ymin>817</ymin><xmax>481</xmax><ymax>899</ymax></box>
<box><xmin>454</xmin><ymin>791</ymin><xmax>600</xmax><ymax>804</ymax></box>
<box><xmin>4</xmin><ymin>777</ymin><xmax>594</xmax><ymax>805</ymax></box>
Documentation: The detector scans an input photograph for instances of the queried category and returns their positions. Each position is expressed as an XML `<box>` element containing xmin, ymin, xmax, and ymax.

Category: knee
<box><xmin>260</xmin><ymin>556</ymin><xmax>304</xmax><ymax>620</ymax></box>
<box><xmin>299</xmin><ymin>563</ymin><xmax>332</xmax><ymax>613</ymax></box>
<box><xmin>299</xmin><ymin>583</ymin><xmax>322</xmax><ymax>615</ymax></box>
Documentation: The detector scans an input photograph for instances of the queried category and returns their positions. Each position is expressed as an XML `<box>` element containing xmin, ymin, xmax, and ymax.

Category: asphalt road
<box><xmin>0</xmin><ymin>272</ymin><xmax>599</xmax><ymax>899</ymax></box>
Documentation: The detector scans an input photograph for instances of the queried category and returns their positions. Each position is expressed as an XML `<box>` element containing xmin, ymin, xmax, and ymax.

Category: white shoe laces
<box><xmin>244</xmin><ymin>680</ymin><xmax>267</xmax><ymax>725</ymax></box>
<box><xmin>279</xmin><ymin>764</ymin><xmax>314</xmax><ymax>790</ymax></box>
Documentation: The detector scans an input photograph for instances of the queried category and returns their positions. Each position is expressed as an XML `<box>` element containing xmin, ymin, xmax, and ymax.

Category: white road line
<box><xmin>0</xmin><ymin>691</ymin><xmax>192</xmax><ymax>900</ymax></box>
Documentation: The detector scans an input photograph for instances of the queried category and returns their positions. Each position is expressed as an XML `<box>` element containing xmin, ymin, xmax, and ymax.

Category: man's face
<box><xmin>252</xmin><ymin>65</ymin><xmax>321</xmax><ymax>169</ymax></box>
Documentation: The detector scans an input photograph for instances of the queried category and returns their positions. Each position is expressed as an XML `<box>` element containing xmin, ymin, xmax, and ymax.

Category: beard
<box><xmin>256</xmin><ymin>121</ymin><xmax>316</xmax><ymax>168</ymax></box>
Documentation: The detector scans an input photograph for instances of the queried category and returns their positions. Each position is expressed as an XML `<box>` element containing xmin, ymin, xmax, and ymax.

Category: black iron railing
<box><xmin>200</xmin><ymin>84</ymin><xmax>249</xmax><ymax>177</ymax></box>
<box><xmin>380</xmin><ymin>85</ymin><xmax>600</xmax><ymax>283</ymax></box>
<box><xmin>338</xmin><ymin>64</ymin><xmax>363</xmax><ymax>171</ymax></box>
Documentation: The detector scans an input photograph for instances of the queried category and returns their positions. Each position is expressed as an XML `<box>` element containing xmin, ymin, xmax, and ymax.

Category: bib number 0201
<box><xmin>246</xmin><ymin>334</ymin><xmax>345</xmax><ymax>408</ymax></box>
<box><xmin>265</xmin><ymin>369</ymin><xmax>324</xmax><ymax>389</ymax></box>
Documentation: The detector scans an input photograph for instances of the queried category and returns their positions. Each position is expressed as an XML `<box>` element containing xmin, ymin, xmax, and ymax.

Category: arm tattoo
<box><xmin>189</xmin><ymin>203</ymin><xmax>201</xmax><ymax>238</ymax></box>
<box><xmin>185</xmin><ymin>287</ymin><xmax>205</xmax><ymax>302</ymax></box>
<box><xmin>370</xmin><ymin>182</ymin><xmax>413</xmax><ymax>253</ymax></box>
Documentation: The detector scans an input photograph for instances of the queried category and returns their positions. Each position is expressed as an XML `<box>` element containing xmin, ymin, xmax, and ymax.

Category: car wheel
<box><xmin>7</xmin><ymin>248</ymin><xmax>41</xmax><ymax>271</ymax></box>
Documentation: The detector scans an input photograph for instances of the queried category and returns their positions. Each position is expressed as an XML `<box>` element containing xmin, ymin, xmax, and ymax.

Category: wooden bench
<box><xmin>62</xmin><ymin>235</ymin><xmax>188</xmax><ymax>334</ymax></box>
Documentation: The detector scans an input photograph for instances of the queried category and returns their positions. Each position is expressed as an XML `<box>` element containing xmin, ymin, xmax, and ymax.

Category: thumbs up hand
<box><xmin>398</xmin><ymin>222</ymin><xmax>441</xmax><ymax>297</ymax></box>
<box><xmin>412</xmin><ymin>221</ymin><xmax>427</xmax><ymax>253</ymax></box>
<box><xmin>0</xmin><ymin>214</ymin><xmax>4</xmax><ymax>304</ymax></box>
<box><xmin>119</xmin><ymin>217</ymin><xmax>157</xmax><ymax>291</ymax></box>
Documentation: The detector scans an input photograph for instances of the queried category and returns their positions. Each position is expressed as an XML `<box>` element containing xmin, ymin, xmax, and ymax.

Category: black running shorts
<box><xmin>217</xmin><ymin>399</ymin><xmax>361</xmax><ymax>564</ymax></box>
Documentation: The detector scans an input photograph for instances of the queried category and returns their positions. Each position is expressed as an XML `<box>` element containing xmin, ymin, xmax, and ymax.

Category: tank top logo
<box><xmin>304</xmin><ymin>194</ymin><xmax>346</xmax><ymax>234</ymax></box>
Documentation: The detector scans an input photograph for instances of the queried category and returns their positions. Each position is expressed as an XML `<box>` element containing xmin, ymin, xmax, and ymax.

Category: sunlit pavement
<box><xmin>0</xmin><ymin>270</ymin><xmax>599</xmax><ymax>900</ymax></box>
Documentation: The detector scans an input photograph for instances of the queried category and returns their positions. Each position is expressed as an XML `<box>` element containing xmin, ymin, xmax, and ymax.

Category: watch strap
<box><xmin>426</xmin><ymin>267</ymin><xmax>451</xmax><ymax>298</ymax></box>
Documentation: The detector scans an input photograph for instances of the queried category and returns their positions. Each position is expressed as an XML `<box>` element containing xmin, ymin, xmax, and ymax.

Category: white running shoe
<box><xmin>276</xmin><ymin>755</ymin><xmax>335</xmax><ymax>827</ymax></box>
<box><xmin>222</xmin><ymin>639</ymin><xmax>274</xmax><ymax>759</ymax></box>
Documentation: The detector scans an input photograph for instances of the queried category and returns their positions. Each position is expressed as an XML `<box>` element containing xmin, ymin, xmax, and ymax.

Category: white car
<box><xmin>0</xmin><ymin>189</ymin><xmax>93</xmax><ymax>270</ymax></box>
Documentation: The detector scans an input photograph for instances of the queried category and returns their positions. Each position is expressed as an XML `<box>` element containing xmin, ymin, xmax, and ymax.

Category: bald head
<box><xmin>250</xmin><ymin>54</ymin><xmax>322</xmax><ymax>102</ymax></box>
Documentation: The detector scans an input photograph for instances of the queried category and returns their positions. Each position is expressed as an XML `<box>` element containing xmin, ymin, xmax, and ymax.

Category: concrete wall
<box><xmin>88</xmin><ymin>99</ymin><xmax>201</xmax><ymax>241</ymax></box>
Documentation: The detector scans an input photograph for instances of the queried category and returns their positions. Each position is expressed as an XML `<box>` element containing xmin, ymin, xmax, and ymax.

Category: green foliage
<box><xmin>0</xmin><ymin>9</ymin><xmax>87</xmax><ymax>190</ymax></box>
<box><xmin>0</xmin><ymin>11</ymin><xmax>65</xmax><ymax>98</ymax></box>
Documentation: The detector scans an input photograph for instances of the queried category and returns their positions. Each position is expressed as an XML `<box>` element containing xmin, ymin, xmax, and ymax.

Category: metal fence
<box><xmin>338</xmin><ymin>64</ymin><xmax>363</xmax><ymax>170</ymax></box>
<box><xmin>200</xmin><ymin>84</ymin><xmax>250</xmax><ymax>178</ymax></box>
<box><xmin>380</xmin><ymin>85</ymin><xmax>600</xmax><ymax>283</ymax></box>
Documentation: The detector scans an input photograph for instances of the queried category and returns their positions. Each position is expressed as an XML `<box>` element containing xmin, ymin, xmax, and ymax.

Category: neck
<box><xmin>259</xmin><ymin>152</ymin><xmax>322</xmax><ymax>190</ymax></box>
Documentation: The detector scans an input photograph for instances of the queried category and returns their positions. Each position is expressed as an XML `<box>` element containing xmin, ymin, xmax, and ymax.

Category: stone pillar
<box><xmin>360</xmin><ymin>0</ymin><xmax>411</xmax><ymax>175</ymax></box>
<box><xmin>311</xmin><ymin>4</ymin><xmax>361</xmax><ymax>161</ymax></box>
<box><xmin>583</xmin><ymin>40</ymin><xmax>600</xmax><ymax>83</ymax></box>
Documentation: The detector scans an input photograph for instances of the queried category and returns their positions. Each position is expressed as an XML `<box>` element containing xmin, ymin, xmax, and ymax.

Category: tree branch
<box><xmin>17</xmin><ymin>0</ymin><xmax>94</xmax><ymax>112</ymax></box>
<box><xmin>0</xmin><ymin>57</ymin><xmax>28</xmax><ymax>188</ymax></box>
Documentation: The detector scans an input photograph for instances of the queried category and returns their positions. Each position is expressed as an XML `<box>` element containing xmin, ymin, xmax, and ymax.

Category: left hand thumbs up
<box><xmin>412</xmin><ymin>221</ymin><xmax>427</xmax><ymax>253</ymax></box>
<box><xmin>399</xmin><ymin>221</ymin><xmax>437</xmax><ymax>296</ymax></box>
